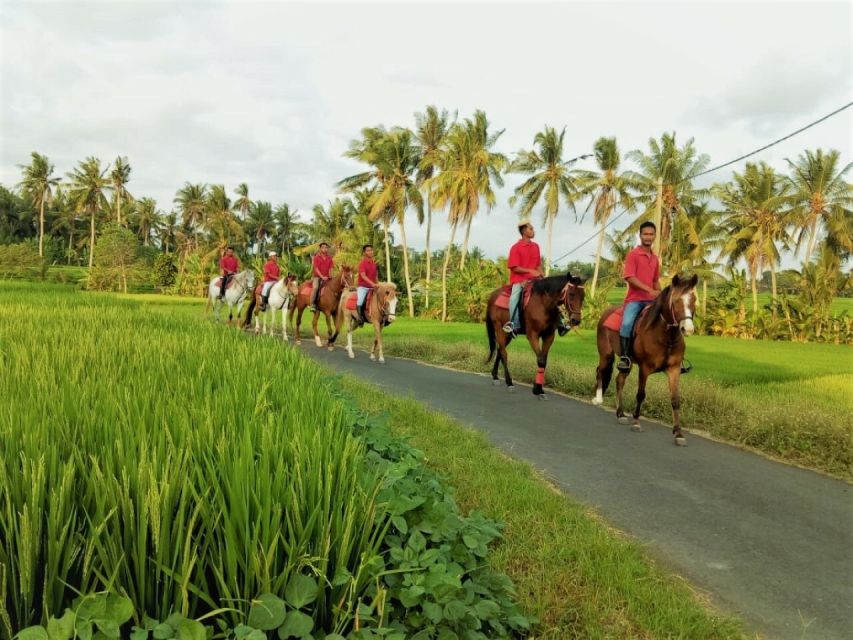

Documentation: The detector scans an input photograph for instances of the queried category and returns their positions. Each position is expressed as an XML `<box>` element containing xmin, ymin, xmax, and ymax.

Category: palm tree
<box><xmin>159</xmin><ymin>211</ymin><xmax>178</xmax><ymax>254</ymax></box>
<box><xmin>66</xmin><ymin>157</ymin><xmax>111</xmax><ymax>268</ymax></box>
<box><xmin>509</xmin><ymin>126</ymin><xmax>584</xmax><ymax>276</ymax></box>
<box><xmin>784</xmin><ymin>149</ymin><xmax>852</xmax><ymax>262</ymax></box>
<box><xmin>132</xmin><ymin>197</ymin><xmax>161</xmax><ymax>247</ymax></box>
<box><xmin>429</xmin><ymin>112</ymin><xmax>507</xmax><ymax>320</ymax></box>
<box><xmin>364</xmin><ymin>128</ymin><xmax>424</xmax><ymax>316</ymax></box>
<box><xmin>716</xmin><ymin>163</ymin><xmax>793</xmax><ymax>312</ymax></box>
<box><xmin>110</xmin><ymin>156</ymin><xmax>132</xmax><ymax>225</ymax></box>
<box><xmin>205</xmin><ymin>185</ymin><xmax>243</xmax><ymax>255</ymax></box>
<box><xmin>245</xmin><ymin>200</ymin><xmax>275</xmax><ymax>255</ymax></box>
<box><xmin>174</xmin><ymin>183</ymin><xmax>207</xmax><ymax>247</ymax></box>
<box><xmin>17</xmin><ymin>151</ymin><xmax>60</xmax><ymax>257</ymax></box>
<box><xmin>627</xmin><ymin>132</ymin><xmax>710</xmax><ymax>265</ymax></box>
<box><xmin>273</xmin><ymin>203</ymin><xmax>301</xmax><ymax>257</ymax></box>
<box><xmin>576</xmin><ymin>137</ymin><xmax>638</xmax><ymax>295</ymax></box>
<box><xmin>307</xmin><ymin>198</ymin><xmax>354</xmax><ymax>256</ymax></box>
<box><xmin>667</xmin><ymin>202</ymin><xmax>724</xmax><ymax>314</ymax></box>
<box><xmin>233</xmin><ymin>183</ymin><xmax>253</xmax><ymax>220</ymax></box>
<box><xmin>50</xmin><ymin>187</ymin><xmax>80</xmax><ymax>265</ymax></box>
<box><xmin>415</xmin><ymin>106</ymin><xmax>453</xmax><ymax>308</ymax></box>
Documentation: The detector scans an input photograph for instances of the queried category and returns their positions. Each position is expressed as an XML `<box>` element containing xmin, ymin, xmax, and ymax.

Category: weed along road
<box><xmin>300</xmin><ymin>345</ymin><xmax>853</xmax><ymax>640</ymax></box>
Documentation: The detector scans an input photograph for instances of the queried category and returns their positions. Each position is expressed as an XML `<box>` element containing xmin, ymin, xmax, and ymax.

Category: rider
<box><xmin>310</xmin><ymin>242</ymin><xmax>334</xmax><ymax>311</ymax></box>
<box><xmin>616</xmin><ymin>221</ymin><xmax>661</xmax><ymax>372</ymax></box>
<box><xmin>356</xmin><ymin>244</ymin><xmax>378</xmax><ymax>326</ymax></box>
<box><xmin>260</xmin><ymin>251</ymin><xmax>281</xmax><ymax>311</ymax></box>
<box><xmin>218</xmin><ymin>246</ymin><xmax>240</xmax><ymax>300</ymax></box>
<box><xmin>503</xmin><ymin>221</ymin><xmax>542</xmax><ymax>335</ymax></box>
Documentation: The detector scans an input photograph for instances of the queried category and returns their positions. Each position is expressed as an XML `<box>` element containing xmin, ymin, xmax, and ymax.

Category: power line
<box><xmin>552</xmin><ymin>100</ymin><xmax>853</xmax><ymax>264</ymax></box>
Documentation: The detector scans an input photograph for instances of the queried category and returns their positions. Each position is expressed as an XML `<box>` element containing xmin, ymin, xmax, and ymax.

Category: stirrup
<box><xmin>680</xmin><ymin>359</ymin><xmax>693</xmax><ymax>375</ymax></box>
<box><xmin>557</xmin><ymin>324</ymin><xmax>569</xmax><ymax>337</ymax></box>
<box><xmin>616</xmin><ymin>356</ymin><xmax>632</xmax><ymax>372</ymax></box>
<box><xmin>502</xmin><ymin>322</ymin><xmax>515</xmax><ymax>334</ymax></box>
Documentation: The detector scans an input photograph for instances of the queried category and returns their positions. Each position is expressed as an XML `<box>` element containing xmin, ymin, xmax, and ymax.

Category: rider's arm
<box><xmin>625</xmin><ymin>276</ymin><xmax>657</xmax><ymax>295</ymax></box>
<box><xmin>510</xmin><ymin>265</ymin><xmax>541</xmax><ymax>277</ymax></box>
<box><xmin>360</xmin><ymin>270</ymin><xmax>378</xmax><ymax>287</ymax></box>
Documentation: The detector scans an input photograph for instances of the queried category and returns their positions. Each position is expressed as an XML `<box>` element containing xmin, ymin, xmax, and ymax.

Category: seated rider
<box><xmin>260</xmin><ymin>251</ymin><xmax>281</xmax><ymax>311</ymax></box>
<box><xmin>503</xmin><ymin>221</ymin><xmax>542</xmax><ymax>335</ymax></box>
<box><xmin>356</xmin><ymin>244</ymin><xmax>378</xmax><ymax>326</ymax></box>
<box><xmin>310</xmin><ymin>242</ymin><xmax>334</xmax><ymax>311</ymax></box>
<box><xmin>617</xmin><ymin>221</ymin><xmax>660</xmax><ymax>372</ymax></box>
<box><xmin>218</xmin><ymin>246</ymin><xmax>240</xmax><ymax>300</ymax></box>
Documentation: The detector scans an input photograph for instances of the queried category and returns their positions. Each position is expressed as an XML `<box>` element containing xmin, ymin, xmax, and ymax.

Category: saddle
<box><xmin>299</xmin><ymin>280</ymin><xmax>327</xmax><ymax>298</ymax></box>
<box><xmin>494</xmin><ymin>283</ymin><xmax>534</xmax><ymax>310</ymax></box>
<box><xmin>603</xmin><ymin>304</ymin><xmax>652</xmax><ymax>335</ymax></box>
<box><xmin>346</xmin><ymin>289</ymin><xmax>373</xmax><ymax>312</ymax></box>
<box><xmin>214</xmin><ymin>275</ymin><xmax>238</xmax><ymax>289</ymax></box>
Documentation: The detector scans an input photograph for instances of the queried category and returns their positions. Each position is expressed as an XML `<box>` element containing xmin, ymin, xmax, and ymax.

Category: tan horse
<box><xmin>290</xmin><ymin>267</ymin><xmax>354</xmax><ymax>349</ymax></box>
<box><xmin>329</xmin><ymin>283</ymin><xmax>398</xmax><ymax>363</ymax></box>
<box><xmin>593</xmin><ymin>274</ymin><xmax>697</xmax><ymax>445</ymax></box>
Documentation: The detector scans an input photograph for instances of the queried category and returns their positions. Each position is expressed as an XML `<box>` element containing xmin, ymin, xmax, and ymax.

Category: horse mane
<box><xmin>532</xmin><ymin>273</ymin><xmax>579</xmax><ymax>296</ymax></box>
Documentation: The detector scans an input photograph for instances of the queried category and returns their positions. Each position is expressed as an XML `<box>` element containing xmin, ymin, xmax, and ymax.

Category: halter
<box><xmin>662</xmin><ymin>293</ymin><xmax>693</xmax><ymax>329</ymax></box>
<box><xmin>560</xmin><ymin>281</ymin><xmax>584</xmax><ymax>314</ymax></box>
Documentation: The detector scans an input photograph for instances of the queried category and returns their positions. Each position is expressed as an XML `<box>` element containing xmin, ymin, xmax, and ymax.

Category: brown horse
<box><xmin>329</xmin><ymin>283</ymin><xmax>398</xmax><ymax>363</ymax></box>
<box><xmin>290</xmin><ymin>267</ymin><xmax>353</xmax><ymax>349</ymax></box>
<box><xmin>593</xmin><ymin>274</ymin><xmax>698</xmax><ymax>445</ymax></box>
<box><xmin>485</xmin><ymin>272</ymin><xmax>585</xmax><ymax>397</ymax></box>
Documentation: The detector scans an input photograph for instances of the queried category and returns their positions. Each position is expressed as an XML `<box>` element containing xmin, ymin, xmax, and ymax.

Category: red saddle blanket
<box><xmin>300</xmin><ymin>281</ymin><xmax>328</xmax><ymax>297</ymax></box>
<box><xmin>603</xmin><ymin>304</ymin><xmax>651</xmax><ymax>333</ymax></box>
<box><xmin>346</xmin><ymin>290</ymin><xmax>373</xmax><ymax>311</ymax></box>
<box><xmin>494</xmin><ymin>284</ymin><xmax>533</xmax><ymax>310</ymax></box>
<box><xmin>214</xmin><ymin>276</ymin><xmax>238</xmax><ymax>290</ymax></box>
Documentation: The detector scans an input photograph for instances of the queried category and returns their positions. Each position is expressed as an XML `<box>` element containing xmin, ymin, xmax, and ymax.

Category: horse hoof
<box><xmin>369</xmin><ymin>354</ymin><xmax>376</xmax><ymax>361</ymax></box>
<box><xmin>674</xmin><ymin>436</ymin><xmax>687</xmax><ymax>446</ymax></box>
<box><xmin>314</xmin><ymin>339</ymin><xmax>322</xmax><ymax>348</ymax></box>
<box><xmin>378</xmin><ymin>358</ymin><xmax>385</xmax><ymax>364</ymax></box>
<box><xmin>592</xmin><ymin>397</ymin><xmax>603</xmax><ymax>406</ymax></box>
<box><xmin>617</xmin><ymin>415</ymin><xmax>630</xmax><ymax>425</ymax></box>
<box><xmin>631</xmin><ymin>423</ymin><xmax>643</xmax><ymax>432</ymax></box>
<box><xmin>348</xmin><ymin>352</ymin><xmax>355</xmax><ymax>359</ymax></box>
<box><xmin>295</xmin><ymin>340</ymin><xmax>301</xmax><ymax>346</ymax></box>
<box><xmin>507</xmin><ymin>386</ymin><xmax>516</xmax><ymax>393</ymax></box>
<box><xmin>492</xmin><ymin>379</ymin><xmax>502</xmax><ymax>386</ymax></box>
<box><xmin>327</xmin><ymin>345</ymin><xmax>334</xmax><ymax>352</ymax></box>
<box><xmin>537</xmin><ymin>394</ymin><xmax>548</xmax><ymax>401</ymax></box>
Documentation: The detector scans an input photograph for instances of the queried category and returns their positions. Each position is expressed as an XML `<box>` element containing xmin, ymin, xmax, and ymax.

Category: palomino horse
<box><xmin>206</xmin><ymin>269</ymin><xmax>255</xmax><ymax>325</ymax></box>
<box><xmin>329</xmin><ymin>283</ymin><xmax>398</xmax><ymax>362</ymax></box>
<box><xmin>244</xmin><ymin>275</ymin><xmax>299</xmax><ymax>340</ymax></box>
<box><xmin>485</xmin><ymin>272</ymin><xmax>585</xmax><ymax>397</ymax></box>
<box><xmin>290</xmin><ymin>267</ymin><xmax>354</xmax><ymax>349</ymax></box>
<box><xmin>593</xmin><ymin>274</ymin><xmax>697</xmax><ymax>445</ymax></box>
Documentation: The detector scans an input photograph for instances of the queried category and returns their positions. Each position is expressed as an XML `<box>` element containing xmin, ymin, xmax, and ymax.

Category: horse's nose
<box><xmin>570</xmin><ymin>316</ymin><xmax>581</xmax><ymax>326</ymax></box>
<box><xmin>681</xmin><ymin>320</ymin><xmax>695</xmax><ymax>336</ymax></box>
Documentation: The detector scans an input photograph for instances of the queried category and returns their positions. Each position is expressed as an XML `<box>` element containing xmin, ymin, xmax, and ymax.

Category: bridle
<box><xmin>661</xmin><ymin>290</ymin><xmax>693</xmax><ymax>330</ymax></box>
<box><xmin>560</xmin><ymin>280</ymin><xmax>584</xmax><ymax>319</ymax></box>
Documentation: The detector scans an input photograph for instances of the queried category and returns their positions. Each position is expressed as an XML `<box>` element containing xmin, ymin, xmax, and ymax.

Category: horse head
<box><xmin>284</xmin><ymin>274</ymin><xmax>299</xmax><ymax>297</ymax></box>
<box><xmin>340</xmin><ymin>266</ymin><xmax>354</xmax><ymax>289</ymax></box>
<box><xmin>563</xmin><ymin>271</ymin><xmax>586</xmax><ymax>326</ymax></box>
<box><xmin>668</xmin><ymin>274</ymin><xmax>698</xmax><ymax>336</ymax></box>
<box><xmin>376</xmin><ymin>283</ymin><xmax>398</xmax><ymax>324</ymax></box>
<box><xmin>236</xmin><ymin>269</ymin><xmax>255</xmax><ymax>289</ymax></box>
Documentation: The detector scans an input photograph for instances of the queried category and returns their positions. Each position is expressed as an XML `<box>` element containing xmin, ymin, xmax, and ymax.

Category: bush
<box><xmin>153</xmin><ymin>253</ymin><xmax>177</xmax><ymax>288</ymax></box>
<box><xmin>87</xmin><ymin>224</ymin><xmax>152</xmax><ymax>292</ymax></box>
<box><xmin>0</xmin><ymin>242</ymin><xmax>45</xmax><ymax>279</ymax></box>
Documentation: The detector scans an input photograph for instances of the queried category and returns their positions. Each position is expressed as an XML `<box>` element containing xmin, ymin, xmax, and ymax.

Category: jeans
<box><xmin>509</xmin><ymin>283</ymin><xmax>524</xmax><ymax>329</ymax></box>
<box><xmin>357</xmin><ymin>286</ymin><xmax>371</xmax><ymax>307</ymax></box>
<box><xmin>261</xmin><ymin>281</ymin><xmax>274</xmax><ymax>297</ymax></box>
<box><xmin>619</xmin><ymin>300</ymin><xmax>653</xmax><ymax>338</ymax></box>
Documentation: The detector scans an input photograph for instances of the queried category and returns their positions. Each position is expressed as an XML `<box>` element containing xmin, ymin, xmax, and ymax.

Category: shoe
<box><xmin>557</xmin><ymin>324</ymin><xmax>569</xmax><ymax>337</ymax></box>
<box><xmin>502</xmin><ymin>322</ymin><xmax>514</xmax><ymax>334</ymax></box>
<box><xmin>309</xmin><ymin>305</ymin><xmax>316</xmax><ymax>312</ymax></box>
<box><xmin>680</xmin><ymin>360</ymin><xmax>692</xmax><ymax>375</ymax></box>
<box><xmin>616</xmin><ymin>355</ymin><xmax>632</xmax><ymax>372</ymax></box>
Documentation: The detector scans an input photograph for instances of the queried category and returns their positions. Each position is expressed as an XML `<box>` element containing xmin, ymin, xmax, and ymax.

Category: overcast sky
<box><xmin>1</xmin><ymin>0</ymin><xmax>851</xmax><ymax>266</ymax></box>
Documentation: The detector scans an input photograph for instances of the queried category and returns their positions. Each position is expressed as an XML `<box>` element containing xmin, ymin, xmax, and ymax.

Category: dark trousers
<box><xmin>219</xmin><ymin>273</ymin><xmax>233</xmax><ymax>298</ymax></box>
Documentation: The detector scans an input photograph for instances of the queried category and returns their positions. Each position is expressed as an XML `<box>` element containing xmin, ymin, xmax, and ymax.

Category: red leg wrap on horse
<box><xmin>535</xmin><ymin>368</ymin><xmax>545</xmax><ymax>385</ymax></box>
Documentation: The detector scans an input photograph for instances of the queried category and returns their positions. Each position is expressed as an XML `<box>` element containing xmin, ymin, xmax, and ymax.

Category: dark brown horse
<box><xmin>594</xmin><ymin>274</ymin><xmax>698</xmax><ymax>445</ymax></box>
<box><xmin>290</xmin><ymin>267</ymin><xmax>353</xmax><ymax>349</ymax></box>
<box><xmin>485</xmin><ymin>272</ymin><xmax>585</xmax><ymax>397</ymax></box>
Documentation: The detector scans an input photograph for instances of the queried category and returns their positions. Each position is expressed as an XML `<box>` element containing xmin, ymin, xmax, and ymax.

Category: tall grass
<box><xmin>0</xmin><ymin>283</ymin><xmax>387</xmax><ymax>635</ymax></box>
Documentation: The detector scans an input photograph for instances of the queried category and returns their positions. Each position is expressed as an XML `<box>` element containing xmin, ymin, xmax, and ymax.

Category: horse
<box><xmin>206</xmin><ymin>269</ymin><xmax>255</xmax><ymax>325</ymax></box>
<box><xmin>244</xmin><ymin>275</ymin><xmax>299</xmax><ymax>340</ymax></box>
<box><xmin>485</xmin><ymin>272</ymin><xmax>585</xmax><ymax>398</ymax></box>
<box><xmin>329</xmin><ymin>283</ymin><xmax>398</xmax><ymax>363</ymax></box>
<box><xmin>290</xmin><ymin>267</ymin><xmax>354</xmax><ymax>349</ymax></box>
<box><xmin>593</xmin><ymin>274</ymin><xmax>697</xmax><ymax>445</ymax></box>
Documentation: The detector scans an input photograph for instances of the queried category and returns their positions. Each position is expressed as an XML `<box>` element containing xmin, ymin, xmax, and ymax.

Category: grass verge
<box><xmin>335</xmin><ymin>376</ymin><xmax>749</xmax><ymax>640</ymax></box>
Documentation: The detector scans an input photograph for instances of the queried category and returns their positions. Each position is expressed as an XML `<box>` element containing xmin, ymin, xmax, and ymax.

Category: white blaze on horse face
<box><xmin>387</xmin><ymin>296</ymin><xmax>398</xmax><ymax>321</ymax></box>
<box><xmin>680</xmin><ymin>291</ymin><xmax>695</xmax><ymax>335</ymax></box>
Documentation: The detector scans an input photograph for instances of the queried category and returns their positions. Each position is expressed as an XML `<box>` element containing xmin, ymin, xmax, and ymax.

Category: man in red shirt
<box><xmin>218</xmin><ymin>246</ymin><xmax>240</xmax><ymax>299</ymax></box>
<box><xmin>356</xmin><ymin>244</ymin><xmax>379</xmax><ymax>325</ymax></box>
<box><xmin>260</xmin><ymin>251</ymin><xmax>281</xmax><ymax>311</ymax></box>
<box><xmin>310</xmin><ymin>242</ymin><xmax>334</xmax><ymax>311</ymax></box>
<box><xmin>617</xmin><ymin>221</ymin><xmax>661</xmax><ymax>371</ymax></box>
<box><xmin>503</xmin><ymin>221</ymin><xmax>542</xmax><ymax>335</ymax></box>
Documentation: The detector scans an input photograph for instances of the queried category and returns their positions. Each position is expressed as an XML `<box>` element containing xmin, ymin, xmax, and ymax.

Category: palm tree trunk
<box><xmin>399</xmin><ymin>220</ymin><xmax>415</xmax><ymax>317</ymax></box>
<box><xmin>545</xmin><ymin>214</ymin><xmax>554</xmax><ymax>276</ymax></box>
<box><xmin>750</xmin><ymin>269</ymin><xmax>758</xmax><ymax>314</ymax></box>
<box><xmin>770</xmin><ymin>263</ymin><xmax>778</xmax><ymax>319</ymax></box>
<box><xmin>117</xmin><ymin>192</ymin><xmax>122</xmax><ymax>226</ymax></box>
<box><xmin>804</xmin><ymin>214</ymin><xmax>819</xmax><ymax>263</ymax></box>
<box><xmin>38</xmin><ymin>197</ymin><xmax>45</xmax><ymax>258</ymax></box>
<box><xmin>67</xmin><ymin>232</ymin><xmax>73</xmax><ymax>265</ymax></box>
<box><xmin>88</xmin><ymin>208</ymin><xmax>96</xmax><ymax>269</ymax></box>
<box><xmin>383</xmin><ymin>219</ymin><xmax>392</xmax><ymax>280</ymax></box>
<box><xmin>442</xmin><ymin>223</ymin><xmax>457</xmax><ymax>322</ymax></box>
<box><xmin>425</xmin><ymin>199</ymin><xmax>432</xmax><ymax>309</ymax></box>
<box><xmin>459</xmin><ymin>216</ymin><xmax>473</xmax><ymax>270</ymax></box>
<box><xmin>590</xmin><ymin>224</ymin><xmax>607</xmax><ymax>297</ymax></box>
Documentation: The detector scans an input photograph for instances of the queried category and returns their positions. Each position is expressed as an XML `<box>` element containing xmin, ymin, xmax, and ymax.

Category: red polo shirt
<box><xmin>623</xmin><ymin>246</ymin><xmax>660</xmax><ymax>302</ymax></box>
<box><xmin>313</xmin><ymin>254</ymin><xmax>334</xmax><ymax>278</ymax></box>
<box><xmin>263</xmin><ymin>260</ymin><xmax>281</xmax><ymax>283</ymax></box>
<box><xmin>507</xmin><ymin>239</ymin><xmax>541</xmax><ymax>285</ymax></box>
<box><xmin>357</xmin><ymin>257</ymin><xmax>378</xmax><ymax>287</ymax></box>
<box><xmin>220</xmin><ymin>255</ymin><xmax>239</xmax><ymax>273</ymax></box>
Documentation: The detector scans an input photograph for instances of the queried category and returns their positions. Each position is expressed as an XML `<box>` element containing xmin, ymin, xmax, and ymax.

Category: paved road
<box><xmin>300</xmin><ymin>344</ymin><xmax>853</xmax><ymax>640</ymax></box>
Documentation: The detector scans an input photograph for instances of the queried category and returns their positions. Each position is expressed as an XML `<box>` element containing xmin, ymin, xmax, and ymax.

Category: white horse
<box><xmin>207</xmin><ymin>269</ymin><xmax>255</xmax><ymax>324</ymax></box>
<box><xmin>252</xmin><ymin>276</ymin><xmax>299</xmax><ymax>340</ymax></box>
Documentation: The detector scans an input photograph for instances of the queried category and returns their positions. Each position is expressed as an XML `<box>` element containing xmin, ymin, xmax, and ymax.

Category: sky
<box><xmin>1</xmin><ymin>0</ymin><xmax>851</xmax><ymax>267</ymax></box>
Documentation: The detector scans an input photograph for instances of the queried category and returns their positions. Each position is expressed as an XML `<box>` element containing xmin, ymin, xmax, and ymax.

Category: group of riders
<box><xmin>217</xmin><ymin>218</ymin><xmax>664</xmax><ymax>371</ymax></box>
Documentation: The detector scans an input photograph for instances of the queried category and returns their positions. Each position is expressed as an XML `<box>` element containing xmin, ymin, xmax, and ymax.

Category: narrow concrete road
<box><xmin>300</xmin><ymin>345</ymin><xmax>852</xmax><ymax>640</ymax></box>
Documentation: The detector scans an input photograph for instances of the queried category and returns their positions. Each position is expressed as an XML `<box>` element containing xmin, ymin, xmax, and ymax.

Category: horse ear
<box><xmin>689</xmin><ymin>273</ymin><xmax>698</xmax><ymax>288</ymax></box>
<box><xmin>565</xmin><ymin>270</ymin><xmax>573</xmax><ymax>279</ymax></box>
<box><xmin>672</xmin><ymin>274</ymin><xmax>681</xmax><ymax>286</ymax></box>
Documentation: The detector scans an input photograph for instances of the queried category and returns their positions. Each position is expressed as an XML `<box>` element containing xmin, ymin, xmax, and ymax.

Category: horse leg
<box><xmin>490</xmin><ymin>322</ymin><xmax>503</xmax><ymax>384</ymax></box>
<box><xmin>325</xmin><ymin>311</ymin><xmax>334</xmax><ymax>351</ymax></box>
<box><xmin>666</xmin><ymin>367</ymin><xmax>686</xmax><ymax>445</ymax></box>
<box><xmin>346</xmin><ymin>317</ymin><xmax>355</xmax><ymax>359</ymax></box>
<box><xmin>369</xmin><ymin>324</ymin><xmax>377</xmax><ymax>362</ymax></box>
<box><xmin>375</xmin><ymin>322</ymin><xmax>385</xmax><ymax>364</ymax></box>
<box><xmin>295</xmin><ymin>306</ymin><xmax>304</xmax><ymax>345</ymax></box>
<box><xmin>615</xmin><ymin>370</ymin><xmax>630</xmax><ymax>424</ymax></box>
<box><xmin>498</xmin><ymin>335</ymin><xmax>513</xmax><ymax>391</ymax></box>
<box><xmin>529</xmin><ymin>332</ymin><xmax>554</xmax><ymax>398</ymax></box>
<box><xmin>312</xmin><ymin>309</ymin><xmax>322</xmax><ymax>347</ymax></box>
<box><xmin>631</xmin><ymin>365</ymin><xmax>650</xmax><ymax>432</ymax></box>
<box><xmin>593</xmin><ymin>353</ymin><xmax>614</xmax><ymax>406</ymax></box>
<box><xmin>281</xmin><ymin>304</ymin><xmax>290</xmax><ymax>341</ymax></box>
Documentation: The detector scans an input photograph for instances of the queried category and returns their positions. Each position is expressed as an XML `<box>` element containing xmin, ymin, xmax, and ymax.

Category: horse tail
<box><xmin>245</xmin><ymin>295</ymin><xmax>257</xmax><ymax>325</ymax></box>
<box><xmin>329</xmin><ymin>292</ymin><xmax>347</xmax><ymax>345</ymax></box>
<box><xmin>485</xmin><ymin>316</ymin><xmax>497</xmax><ymax>364</ymax></box>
